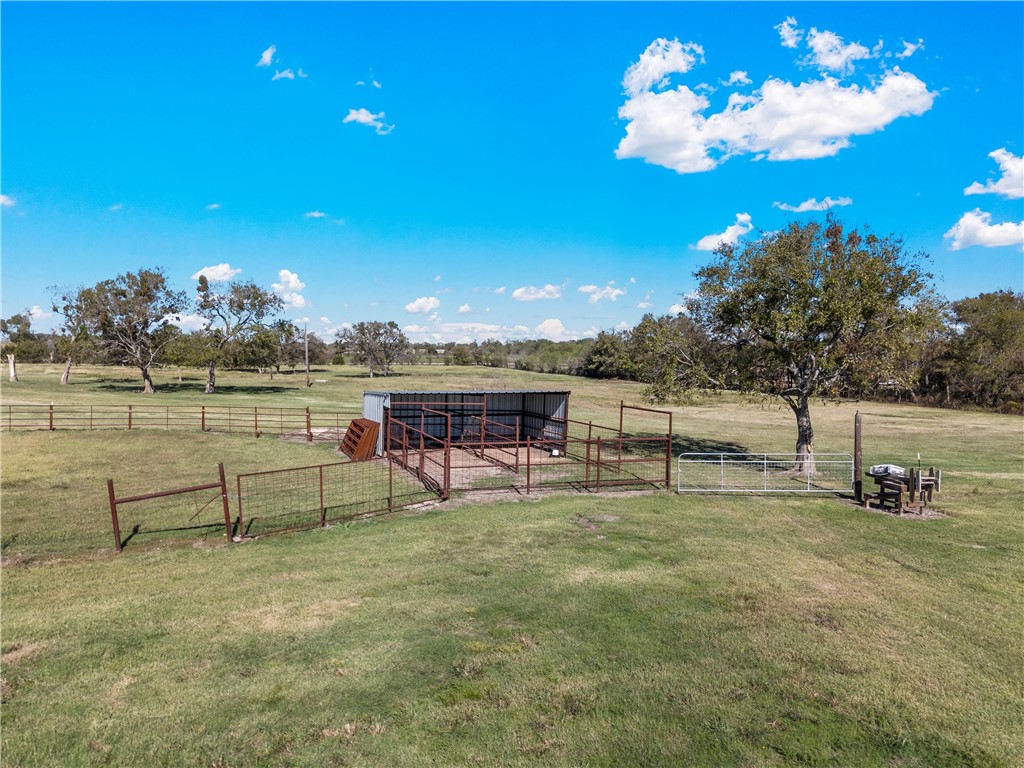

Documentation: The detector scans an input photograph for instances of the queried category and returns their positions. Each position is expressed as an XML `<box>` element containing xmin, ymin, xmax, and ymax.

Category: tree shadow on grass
<box><xmin>96</xmin><ymin>382</ymin><xmax>294</xmax><ymax>396</ymax></box>
<box><xmin>619</xmin><ymin>430</ymin><xmax>748</xmax><ymax>455</ymax></box>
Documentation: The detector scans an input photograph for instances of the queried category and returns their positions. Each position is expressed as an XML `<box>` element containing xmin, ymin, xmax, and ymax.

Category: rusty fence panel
<box><xmin>235</xmin><ymin>456</ymin><xmax>442</xmax><ymax>538</ymax></box>
<box><xmin>107</xmin><ymin>463</ymin><xmax>232</xmax><ymax>552</ymax></box>
<box><xmin>0</xmin><ymin>403</ymin><xmax>359</xmax><ymax>438</ymax></box>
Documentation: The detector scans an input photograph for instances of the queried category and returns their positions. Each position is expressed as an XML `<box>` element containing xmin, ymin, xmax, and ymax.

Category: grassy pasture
<box><xmin>1</xmin><ymin>364</ymin><xmax>1022</xmax><ymax>766</ymax></box>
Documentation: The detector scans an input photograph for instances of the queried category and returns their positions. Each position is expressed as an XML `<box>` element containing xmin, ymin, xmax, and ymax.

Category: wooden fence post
<box><xmin>306</xmin><ymin>407</ymin><xmax>312</xmax><ymax>442</ymax></box>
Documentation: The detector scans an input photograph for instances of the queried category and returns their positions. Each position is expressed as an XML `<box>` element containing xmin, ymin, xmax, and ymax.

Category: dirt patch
<box><xmin>1</xmin><ymin>640</ymin><xmax>49</xmax><ymax>666</ymax></box>
<box><xmin>849</xmin><ymin>498</ymin><xmax>949</xmax><ymax>521</ymax></box>
<box><xmin>280</xmin><ymin>427</ymin><xmax>347</xmax><ymax>445</ymax></box>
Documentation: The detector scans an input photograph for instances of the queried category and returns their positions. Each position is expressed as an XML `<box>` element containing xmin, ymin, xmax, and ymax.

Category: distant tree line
<box><xmin>2</xmin><ymin>225</ymin><xmax>1021</xmax><ymax>418</ymax></box>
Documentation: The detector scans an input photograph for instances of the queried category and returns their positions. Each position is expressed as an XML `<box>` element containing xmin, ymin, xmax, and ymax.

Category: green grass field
<box><xmin>2</xmin><ymin>364</ymin><xmax>1021</xmax><ymax>766</ymax></box>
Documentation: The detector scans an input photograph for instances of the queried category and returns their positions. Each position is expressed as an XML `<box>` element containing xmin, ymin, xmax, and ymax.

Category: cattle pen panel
<box><xmin>677</xmin><ymin>453</ymin><xmax>854</xmax><ymax>493</ymax></box>
<box><xmin>107</xmin><ymin>463</ymin><xmax>232</xmax><ymax>552</ymax></box>
<box><xmin>236</xmin><ymin>457</ymin><xmax>441</xmax><ymax>537</ymax></box>
<box><xmin>1</xmin><ymin>403</ymin><xmax>359</xmax><ymax>440</ymax></box>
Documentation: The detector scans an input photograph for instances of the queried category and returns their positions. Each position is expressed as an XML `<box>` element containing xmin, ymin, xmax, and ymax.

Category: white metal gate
<box><xmin>677</xmin><ymin>453</ymin><xmax>854</xmax><ymax>493</ymax></box>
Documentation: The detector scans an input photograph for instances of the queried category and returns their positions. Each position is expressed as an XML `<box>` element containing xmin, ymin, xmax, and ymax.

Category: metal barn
<box><xmin>362</xmin><ymin>390</ymin><xmax>570</xmax><ymax>455</ymax></box>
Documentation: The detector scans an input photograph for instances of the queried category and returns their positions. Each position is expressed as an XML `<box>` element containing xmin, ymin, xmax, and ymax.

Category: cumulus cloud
<box><xmin>405</xmin><ymin>296</ymin><xmax>441</xmax><ymax>314</ymax></box>
<box><xmin>403</xmin><ymin>320</ymin><xmax>532</xmax><ymax>344</ymax></box>
<box><xmin>494</xmin><ymin>286</ymin><xmax>507</xmax><ymax>295</ymax></box>
<box><xmin>964</xmin><ymin>149</ymin><xmax>1024</xmax><ymax>199</ymax></box>
<box><xmin>272</xmin><ymin>68</ymin><xmax>295</xmax><ymax>81</ymax></box>
<box><xmin>668</xmin><ymin>303</ymin><xmax>687</xmax><ymax>315</ymax></box>
<box><xmin>343</xmin><ymin>108</ymin><xmax>394</xmax><ymax>135</ymax></box>
<box><xmin>773</xmin><ymin>196</ymin><xmax>853</xmax><ymax>212</ymax></box>
<box><xmin>257</xmin><ymin>45</ymin><xmax>276</xmax><ymax>67</ymax></box>
<box><xmin>28</xmin><ymin>305</ymin><xmax>52</xmax><ymax>322</ymax></box>
<box><xmin>535</xmin><ymin>318</ymin><xmax>577</xmax><ymax>342</ymax></box>
<box><xmin>191</xmin><ymin>263</ymin><xmax>242</xmax><ymax>282</ymax></box>
<box><xmin>578</xmin><ymin>282</ymin><xmax>626</xmax><ymax>304</ymax></box>
<box><xmin>896</xmin><ymin>39</ymin><xmax>924</xmax><ymax>59</ymax></box>
<box><xmin>776</xmin><ymin>17</ymin><xmax>803</xmax><ymax>48</ymax></box>
<box><xmin>305</xmin><ymin>210</ymin><xmax>328</xmax><ymax>219</ymax></box>
<box><xmin>512</xmin><ymin>284</ymin><xmax>563</xmax><ymax>301</ymax></box>
<box><xmin>804</xmin><ymin>27</ymin><xmax>873</xmax><ymax>74</ymax></box>
<box><xmin>273</xmin><ymin>269</ymin><xmax>308</xmax><ymax>309</ymax></box>
<box><xmin>616</xmin><ymin>27</ymin><xmax>935</xmax><ymax>174</ymax></box>
<box><xmin>944</xmin><ymin>209</ymin><xmax>1024</xmax><ymax>250</ymax></box>
<box><xmin>695</xmin><ymin>213</ymin><xmax>753</xmax><ymax>250</ymax></box>
<box><xmin>623</xmin><ymin>38</ymin><xmax>705</xmax><ymax>97</ymax></box>
<box><xmin>168</xmin><ymin>313</ymin><xmax>211</xmax><ymax>332</ymax></box>
<box><xmin>458</xmin><ymin>304</ymin><xmax>472</xmax><ymax>314</ymax></box>
<box><xmin>0</xmin><ymin>194</ymin><xmax>15</xmax><ymax>208</ymax></box>
<box><xmin>726</xmin><ymin>70</ymin><xmax>752</xmax><ymax>86</ymax></box>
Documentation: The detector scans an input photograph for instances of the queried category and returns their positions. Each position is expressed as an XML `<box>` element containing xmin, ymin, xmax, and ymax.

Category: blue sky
<box><xmin>2</xmin><ymin>2</ymin><xmax>1022</xmax><ymax>344</ymax></box>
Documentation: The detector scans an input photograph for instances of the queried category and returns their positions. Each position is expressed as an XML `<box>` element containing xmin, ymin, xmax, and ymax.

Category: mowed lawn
<box><xmin>1</xmin><ymin>365</ymin><xmax>1022</xmax><ymax>766</ymax></box>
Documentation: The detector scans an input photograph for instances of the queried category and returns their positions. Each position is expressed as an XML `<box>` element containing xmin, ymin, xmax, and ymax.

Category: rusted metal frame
<box><xmin>108</xmin><ymin>479</ymin><xmax>123</xmax><ymax>553</ymax></box>
<box><xmin>526</xmin><ymin>436</ymin><xmax>532</xmax><ymax>494</ymax></box>
<box><xmin>218</xmin><ymin>463</ymin><xmax>233</xmax><ymax>539</ymax></box>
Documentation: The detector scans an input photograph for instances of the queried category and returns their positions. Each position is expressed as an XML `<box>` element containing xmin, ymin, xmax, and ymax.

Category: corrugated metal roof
<box><xmin>363</xmin><ymin>389</ymin><xmax>570</xmax><ymax>396</ymax></box>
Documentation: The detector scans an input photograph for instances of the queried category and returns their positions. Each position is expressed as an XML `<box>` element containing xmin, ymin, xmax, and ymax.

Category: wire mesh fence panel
<box><xmin>677</xmin><ymin>453</ymin><xmax>854</xmax><ymax>493</ymax></box>
<box><xmin>237</xmin><ymin>457</ymin><xmax>440</xmax><ymax>538</ymax></box>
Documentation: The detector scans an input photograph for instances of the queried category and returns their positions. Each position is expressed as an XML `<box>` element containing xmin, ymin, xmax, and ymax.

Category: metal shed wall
<box><xmin>362</xmin><ymin>390</ymin><xmax>570</xmax><ymax>455</ymax></box>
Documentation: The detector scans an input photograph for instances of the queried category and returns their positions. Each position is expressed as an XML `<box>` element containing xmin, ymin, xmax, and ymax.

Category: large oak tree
<box><xmin>688</xmin><ymin>218</ymin><xmax>936</xmax><ymax>468</ymax></box>
<box><xmin>61</xmin><ymin>268</ymin><xmax>186</xmax><ymax>393</ymax></box>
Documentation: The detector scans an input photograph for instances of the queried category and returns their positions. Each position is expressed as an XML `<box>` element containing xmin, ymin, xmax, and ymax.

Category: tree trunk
<box><xmin>141</xmin><ymin>366</ymin><xmax>155</xmax><ymax>394</ymax></box>
<box><xmin>60</xmin><ymin>356</ymin><xmax>72</xmax><ymax>385</ymax></box>
<box><xmin>789</xmin><ymin>396</ymin><xmax>815</xmax><ymax>473</ymax></box>
<box><xmin>205</xmin><ymin>361</ymin><xmax>216</xmax><ymax>394</ymax></box>
<box><xmin>7</xmin><ymin>354</ymin><xmax>17</xmax><ymax>382</ymax></box>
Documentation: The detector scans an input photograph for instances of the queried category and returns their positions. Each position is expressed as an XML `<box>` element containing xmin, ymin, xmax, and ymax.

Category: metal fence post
<box><xmin>254</xmin><ymin>407</ymin><xmax>259</xmax><ymax>438</ymax></box>
<box><xmin>128</xmin><ymin>404</ymin><xmax>132</xmax><ymax>431</ymax></box>
<box><xmin>319</xmin><ymin>465</ymin><xmax>326</xmax><ymax>526</ymax></box>
<box><xmin>665</xmin><ymin>433</ymin><xmax>672</xmax><ymax>488</ymax></box>
<box><xmin>107</xmin><ymin>479</ymin><xmax>122</xmax><ymax>553</ymax></box>
<box><xmin>526</xmin><ymin>436</ymin><xmax>531</xmax><ymax>494</ymax></box>
<box><xmin>236</xmin><ymin>474</ymin><xmax>244</xmax><ymax>537</ymax></box>
<box><xmin>305</xmin><ymin>407</ymin><xmax>312</xmax><ymax>442</ymax></box>
<box><xmin>720</xmin><ymin>453</ymin><xmax>725</xmax><ymax>491</ymax></box>
<box><xmin>764</xmin><ymin>454</ymin><xmax>769</xmax><ymax>491</ymax></box>
<box><xmin>49</xmin><ymin>403</ymin><xmax>55</xmax><ymax>431</ymax></box>
<box><xmin>201</xmin><ymin>405</ymin><xmax>206</xmax><ymax>432</ymax></box>
<box><xmin>218</xmin><ymin>463</ymin><xmax>232</xmax><ymax>540</ymax></box>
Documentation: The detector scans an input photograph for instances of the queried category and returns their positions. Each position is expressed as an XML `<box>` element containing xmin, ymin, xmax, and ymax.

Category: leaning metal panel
<box><xmin>677</xmin><ymin>453</ymin><xmax>854</xmax><ymax>493</ymax></box>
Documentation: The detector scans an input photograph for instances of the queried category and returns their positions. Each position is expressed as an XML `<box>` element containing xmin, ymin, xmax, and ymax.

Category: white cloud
<box><xmin>168</xmin><ymin>313</ymin><xmax>211</xmax><ymax>332</ymax></box>
<box><xmin>668</xmin><ymin>303</ymin><xmax>687</xmax><ymax>315</ymax></box>
<box><xmin>0</xmin><ymin>194</ymin><xmax>15</xmax><ymax>208</ymax></box>
<box><xmin>776</xmin><ymin>17</ymin><xmax>803</xmax><ymax>48</ymax></box>
<box><xmin>726</xmin><ymin>70</ymin><xmax>752</xmax><ymax>86</ymax></box>
<box><xmin>896</xmin><ymin>39</ymin><xmax>924</xmax><ymax>60</ymax></box>
<box><xmin>28</xmin><ymin>305</ymin><xmax>52</xmax><ymax>322</ymax></box>
<box><xmin>405</xmin><ymin>296</ymin><xmax>441</xmax><ymax>314</ymax></box>
<box><xmin>205</xmin><ymin>203</ymin><xmax>221</xmax><ymax>210</ymax></box>
<box><xmin>578</xmin><ymin>282</ymin><xmax>626</xmax><ymax>304</ymax></box>
<box><xmin>343</xmin><ymin>108</ymin><xmax>394</xmax><ymax>135</ymax></box>
<box><xmin>695</xmin><ymin>213</ymin><xmax>753</xmax><ymax>250</ymax></box>
<box><xmin>273</xmin><ymin>269</ymin><xmax>308</xmax><ymax>309</ymax></box>
<box><xmin>297</xmin><ymin>68</ymin><xmax>308</xmax><ymax>79</ymax></box>
<box><xmin>512</xmin><ymin>284</ymin><xmax>563</xmax><ymax>301</ymax></box>
<box><xmin>108</xmin><ymin>203</ymin><xmax>122</xmax><ymax>211</ymax></box>
<box><xmin>305</xmin><ymin>210</ymin><xmax>328</xmax><ymax>219</ymax></box>
<box><xmin>191</xmin><ymin>263</ymin><xmax>242</xmax><ymax>283</ymax></box>
<box><xmin>272</xmin><ymin>69</ymin><xmax>295</xmax><ymax>81</ymax></box>
<box><xmin>458</xmin><ymin>304</ymin><xmax>472</xmax><ymax>313</ymax></box>
<box><xmin>617</xmin><ymin>29</ymin><xmax>934</xmax><ymax>174</ymax></box>
<box><xmin>434</xmin><ymin>274</ymin><xmax>442</xmax><ymax>281</ymax></box>
<box><xmin>622</xmin><ymin>38</ymin><xmax>705</xmax><ymax>98</ymax></box>
<box><xmin>773</xmin><ymin>196</ymin><xmax>853</xmax><ymax>212</ymax></box>
<box><xmin>805</xmin><ymin>27</ymin><xmax>872</xmax><ymax>75</ymax></box>
<box><xmin>494</xmin><ymin>286</ymin><xmax>507</xmax><ymax>295</ymax></box>
<box><xmin>257</xmin><ymin>45</ymin><xmax>276</xmax><ymax>67</ymax></box>
<box><xmin>535</xmin><ymin>318</ymin><xmax>577</xmax><ymax>342</ymax></box>
<box><xmin>944</xmin><ymin>209</ymin><xmax>1024</xmax><ymax>250</ymax></box>
<box><xmin>964</xmin><ymin>149</ymin><xmax>1024</xmax><ymax>199</ymax></box>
